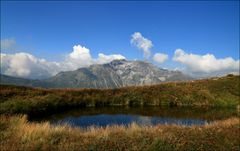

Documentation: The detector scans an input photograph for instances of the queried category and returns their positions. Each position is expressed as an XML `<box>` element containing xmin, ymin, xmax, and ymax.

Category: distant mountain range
<box><xmin>0</xmin><ymin>59</ymin><xmax>192</xmax><ymax>88</ymax></box>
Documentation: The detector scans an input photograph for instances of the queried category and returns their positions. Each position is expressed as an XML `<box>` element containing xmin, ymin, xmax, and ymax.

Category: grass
<box><xmin>0</xmin><ymin>115</ymin><xmax>239</xmax><ymax>151</ymax></box>
<box><xmin>0</xmin><ymin>75</ymin><xmax>239</xmax><ymax>116</ymax></box>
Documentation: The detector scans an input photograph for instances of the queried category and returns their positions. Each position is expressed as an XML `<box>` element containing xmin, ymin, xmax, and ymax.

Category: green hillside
<box><xmin>0</xmin><ymin>75</ymin><xmax>239</xmax><ymax>116</ymax></box>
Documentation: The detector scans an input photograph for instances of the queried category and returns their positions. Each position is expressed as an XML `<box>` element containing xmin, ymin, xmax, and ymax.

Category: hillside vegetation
<box><xmin>0</xmin><ymin>75</ymin><xmax>239</xmax><ymax>116</ymax></box>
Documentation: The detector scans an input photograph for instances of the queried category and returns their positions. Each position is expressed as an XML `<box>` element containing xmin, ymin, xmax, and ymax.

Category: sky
<box><xmin>1</xmin><ymin>1</ymin><xmax>239</xmax><ymax>79</ymax></box>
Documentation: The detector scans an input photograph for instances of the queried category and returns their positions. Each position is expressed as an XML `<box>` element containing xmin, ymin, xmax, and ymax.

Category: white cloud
<box><xmin>97</xmin><ymin>53</ymin><xmax>125</xmax><ymax>64</ymax></box>
<box><xmin>173</xmin><ymin>49</ymin><xmax>240</xmax><ymax>76</ymax></box>
<box><xmin>64</xmin><ymin>45</ymin><xmax>125</xmax><ymax>70</ymax></box>
<box><xmin>64</xmin><ymin>45</ymin><xmax>94</xmax><ymax>69</ymax></box>
<box><xmin>153</xmin><ymin>53</ymin><xmax>168</xmax><ymax>63</ymax></box>
<box><xmin>131</xmin><ymin>32</ymin><xmax>152</xmax><ymax>59</ymax></box>
<box><xmin>0</xmin><ymin>45</ymin><xmax>126</xmax><ymax>79</ymax></box>
<box><xmin>1</xmin><ymin>38</ymin><xmax>16</xmax><ymax>50</ymax></box>
<box><xmin>69</xmin><ymin>45</ymin><xmax>92</xmax><ymax>60</ymax></box>
<box><xmin>130</xmin><ymin>32</ymin><xmax>169</xmax><ymax>64</ymax></box>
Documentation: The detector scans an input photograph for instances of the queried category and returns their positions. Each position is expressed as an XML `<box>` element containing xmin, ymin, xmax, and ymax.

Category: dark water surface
<box><xmin>31</xmin><ymin>107</ymin><xmax>237</xmax><ymax>127</ymax></box>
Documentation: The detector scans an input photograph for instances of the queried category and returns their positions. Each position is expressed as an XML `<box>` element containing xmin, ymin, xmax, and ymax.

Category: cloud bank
<box><xmin>173</xmin><ymin>49</ymin><xmax>240</xmax><ymax>76</ymax></box>
<box><xmin>1</xmin><ymin>53</ymin><xmax>60</xmax><ymax>79</ymax></box>
<box><xmin>1</xmin><ymin>36</ymin><xmax>238</xmax><ymax>79</ymax></box>
<box><xmin>0</xmin><ymin>45</ymin><xmax>125</xmax><ymax>79</ymax></box>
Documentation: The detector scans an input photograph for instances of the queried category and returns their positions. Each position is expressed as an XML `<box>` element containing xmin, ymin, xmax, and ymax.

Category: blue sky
<box><xmin>1</xmin><ymin>1</ymin><xmax>239</xmax><ymax>79</ymax></box>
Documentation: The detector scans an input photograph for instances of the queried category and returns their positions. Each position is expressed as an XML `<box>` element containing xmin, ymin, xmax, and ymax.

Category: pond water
<box><xmin>31</xmin><ymin>107</ymin><xmax>237</xmax><ymax>128</ymax></box>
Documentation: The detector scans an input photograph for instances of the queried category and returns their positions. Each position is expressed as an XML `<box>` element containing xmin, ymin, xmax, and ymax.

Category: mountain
<box><xmin>46</xmin><ymin>59</ymin><xmax>192</xmax><ymax>88</ymax></box>
<box><xmin>1</xmin><ymin>59</ymin><xmax>192</xmax><ymax>88</ymax></box>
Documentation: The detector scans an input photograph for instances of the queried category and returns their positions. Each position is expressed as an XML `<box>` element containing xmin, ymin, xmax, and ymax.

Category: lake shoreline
<box><xmin>29</xmin><ymin>106</ymin><xmax>238</xmax><ymax>128</ymax></box>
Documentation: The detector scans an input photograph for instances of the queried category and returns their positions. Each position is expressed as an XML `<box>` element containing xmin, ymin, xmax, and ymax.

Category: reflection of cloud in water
<box><xmin>150</xmin><ymin>117</ymin><xmax>208</xmax><ymax>126</ymax></box>
<box><xmin>135</xmin><ymin>116</ymin><xmax>152</xmax><ymax>125</ymax></box>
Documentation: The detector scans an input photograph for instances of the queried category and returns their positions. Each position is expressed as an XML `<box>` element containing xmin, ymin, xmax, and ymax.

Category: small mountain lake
<box><xmin>30</xmin><ymin>107</ymin><xmax>237</xmax><ymax>128</ymax></box>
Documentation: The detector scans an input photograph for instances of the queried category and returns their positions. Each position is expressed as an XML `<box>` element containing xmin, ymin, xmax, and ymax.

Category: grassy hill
<box><xmin>0</xmin><ymin>75</ymin><xmax>239</xmax><ymax>116</ymax></box>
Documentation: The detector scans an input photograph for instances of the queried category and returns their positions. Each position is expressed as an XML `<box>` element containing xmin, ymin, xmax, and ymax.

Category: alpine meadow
<box><xmin>0</xmin><ymin>1</ymin><xmax>239</xmax><ymax>151</ymax></box>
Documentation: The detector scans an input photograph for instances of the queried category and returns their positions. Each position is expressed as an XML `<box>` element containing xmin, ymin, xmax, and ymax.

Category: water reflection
<box><xmin>53</xmin><ymin>114</ymin><xmax>209</xmax><ymax>127</ymax></box>
<box><xmin>31</xmin><ymin>106</ymin><xmax>237</xmax><ymax>127</ymax></box>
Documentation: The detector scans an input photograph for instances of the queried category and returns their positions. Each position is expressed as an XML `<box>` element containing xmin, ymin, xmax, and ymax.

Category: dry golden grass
<box><xmin>1</xmin><ymin>115</ymin><xmax>239</xmax><ymax>151</ymax></box>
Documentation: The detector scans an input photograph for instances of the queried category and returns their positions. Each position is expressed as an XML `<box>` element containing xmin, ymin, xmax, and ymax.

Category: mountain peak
<box><xmin>108</xmin><ymin>59</ymin><xmax>128</xmax><ymax>66</ymax></box>
<box><xmin>46</xmin><ymin>60</ymin><xmax>191</xmax><ymax>88</ymax></box>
